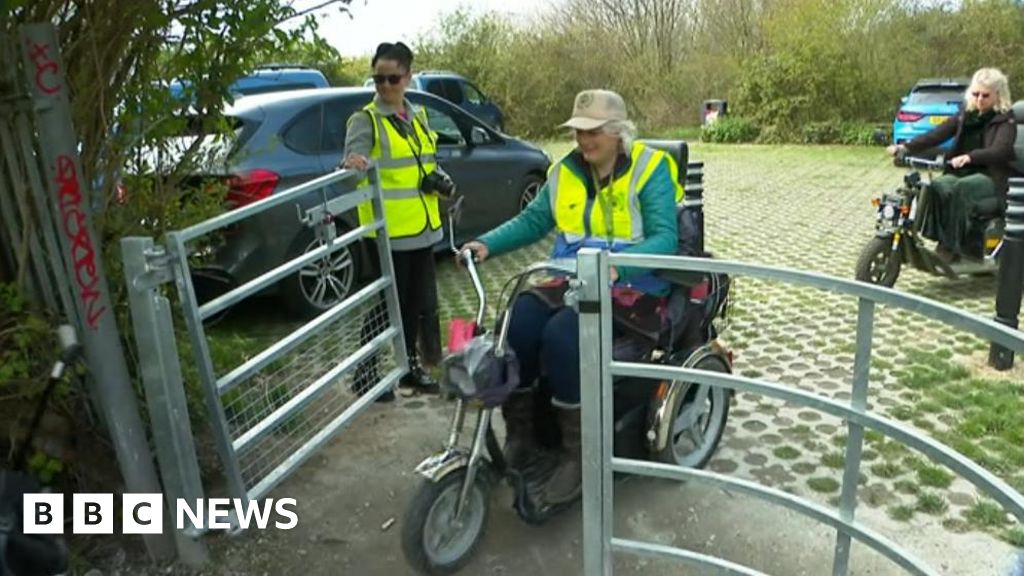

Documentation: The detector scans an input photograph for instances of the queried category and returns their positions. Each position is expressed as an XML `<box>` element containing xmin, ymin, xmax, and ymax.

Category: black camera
<box><xmin>420</xmin><ymin>167</ymin><xmax>457</xmax><ymax>198</ymax></box>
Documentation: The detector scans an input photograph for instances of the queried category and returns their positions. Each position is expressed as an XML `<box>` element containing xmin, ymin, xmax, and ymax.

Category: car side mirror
<box><xmin>900</xmin><ymin>96</ymin><xmax>908</xmax><ymax>105</ymax></box>
<box><xmin>469</xmin><ymin>126</ymin><xmax>489</xmax><ymax>146</ymax></box>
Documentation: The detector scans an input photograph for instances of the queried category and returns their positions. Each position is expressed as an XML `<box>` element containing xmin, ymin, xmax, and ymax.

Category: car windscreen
<box><xmin>909</xmin><ymin>88</ymin><xmax>964</xmax><ymax>106</ymax></box>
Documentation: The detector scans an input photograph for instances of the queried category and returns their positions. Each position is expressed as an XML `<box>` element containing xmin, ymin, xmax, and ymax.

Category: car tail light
<box><xmin>896</xmin><ymin>111</ymin><xmax>924</xmax><ymax>122</ymax></box>
<box><xmin>226</xmin><ymin>169</ymin><xmax>279</xmax><ymax>208</ymax></box>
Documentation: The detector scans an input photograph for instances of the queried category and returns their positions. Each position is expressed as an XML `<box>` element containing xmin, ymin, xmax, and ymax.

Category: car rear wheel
<box><xmin>281</xmin><ymin>223</ymin><xmax>361</xmax><ymax>318</ymax></box>
<box><xmin>519</xmin><ymin>175</ymin><xmax>544</xmax><ymax>212</ymax></box>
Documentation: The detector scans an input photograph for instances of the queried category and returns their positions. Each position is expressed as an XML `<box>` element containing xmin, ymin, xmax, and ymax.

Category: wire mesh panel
<box><xmin>156</xmin><ymin>168</ymin><xmax>405</xmax><ymax>506</ymax></box>
<box><xmin>224</xmin><ymin>297</ymin><xmax>397</xmax><ymax>495</ymax></box>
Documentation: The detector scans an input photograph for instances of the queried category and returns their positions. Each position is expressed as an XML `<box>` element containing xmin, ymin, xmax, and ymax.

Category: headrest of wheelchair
<box><xmin>638</xmin><ymin>139</ymin><xmax>689</xmax><ymax>186</ymax></box>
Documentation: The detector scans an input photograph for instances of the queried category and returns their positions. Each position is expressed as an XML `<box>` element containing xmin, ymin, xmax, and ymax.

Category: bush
<box><xmin>798</xmin><ymin>121</ymin><xmax>885</xmax><ymax>146</ymax></box>
<box><xmin>700</xmin><ymin>117</ymin><xmax>760</xmax><ymax>143</ymax></box>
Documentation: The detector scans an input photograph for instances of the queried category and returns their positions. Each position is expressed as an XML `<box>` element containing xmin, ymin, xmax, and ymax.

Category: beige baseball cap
<box><xmin>559</xmin><ymin>89</ymin><xmax>628</xmax><ymax>130</ymax></box>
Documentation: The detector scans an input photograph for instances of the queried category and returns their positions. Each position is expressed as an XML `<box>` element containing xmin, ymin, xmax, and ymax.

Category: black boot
<box><xmin>350</xmin><ymin>361</ymin><xmax>394</xmax><ymax>403</ymax></box>
<box><xmin>542</xmin><ymin>406</ymin><xmax>582</xmax><ymax>505</ymax></box>
<box><xmin>501</xmin><ymin>387</ymin><xmax>537</xmax><ymax>470</ymax></box>
<box><xmin>400</xmin><ymin>354</ymin><xmax>440</xmax><ymax>394</ymax></box>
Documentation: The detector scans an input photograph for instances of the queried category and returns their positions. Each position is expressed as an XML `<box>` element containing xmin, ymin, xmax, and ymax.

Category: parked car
<box><xmin>892</xmin><ymin>77</ymin><xmax>968</xmax><ymax>158</ymax></box>
<box><xmin>363</xmin><ymin>71</ymin><xmax>505</xmax><ymax>132</ymax></box>
<box><xmin>174</xmin><ymin>87</ymin><xmax>548</xmax><ymax>317</ymax></box>
<box><xmin>170</xmin><ymin>64</ymin><xmax>330</xmax><ymax>102</ymax></box>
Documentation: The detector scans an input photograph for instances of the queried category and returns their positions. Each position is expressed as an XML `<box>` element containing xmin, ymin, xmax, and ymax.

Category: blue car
<box><xmin>170</xmin><ymin>64</ymin><xmax>329</xmax><ymax>102</ymax></box>
<box><xmin>892</xmin><ymin>78</ymin><xmax>968</xmax><ymax>157</ymax></box>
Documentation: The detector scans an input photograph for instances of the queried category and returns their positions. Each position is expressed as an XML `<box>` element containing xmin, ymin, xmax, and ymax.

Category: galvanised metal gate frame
<box><xmin>121</xmin><ymin>165</ymin><xmax>406</xmax><ymax>528</ymax></box>
<box><xmin>575</xmin><ymin>246</ymin><xmax>1024</xmax><ymax>576</ymax></box>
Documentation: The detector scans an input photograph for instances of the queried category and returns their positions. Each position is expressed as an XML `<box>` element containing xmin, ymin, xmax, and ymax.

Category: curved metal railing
<box><xmin>575</xmin><ymin>248</ymin><xmax>1024</xmax><ymax>576</ymax></box>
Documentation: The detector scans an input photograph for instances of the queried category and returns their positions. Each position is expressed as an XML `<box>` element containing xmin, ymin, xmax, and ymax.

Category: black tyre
<box><xmin>652</xmin><ymin>354</ymin><xmax>731</xmax><ymax>469</ymax></box>
<box><xmin>855</xmin><ymin>236</ymin><xmax>901</xmax><ymax>287</ymax></box>
<box><xmin>280</xmin><ymin>223</ymin><xmax>361</xmax><ymax>318</ymax></box>
<box><xmin>401</xmin><ymin>470</ymin><xmax>491</xmax><ymax>575</ymax></box>
<box><xmin>518</xmin><ymin>174</ymin><xmax>544</xmax><ymax>212</ymax></box>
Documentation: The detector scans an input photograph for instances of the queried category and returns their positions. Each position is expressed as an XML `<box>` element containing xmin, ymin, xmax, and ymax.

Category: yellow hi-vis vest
<box><xmin>548</xmin><ymin>142</ymin><xmax>668</xmax><ymax>247</ymax></box>
<box><xmin>357</xmin><ymin>102</ymin><xmax>441</xmax><ymax>240</ymax></box>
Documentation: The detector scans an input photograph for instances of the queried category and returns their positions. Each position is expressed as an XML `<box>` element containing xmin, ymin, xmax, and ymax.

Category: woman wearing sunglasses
<box><xmin>887</xmin><ymin>67</ymin><xmax>1017</xmax><ymax>262</ymax></box>
<box><xmin>343</xmin><ymin>41</ymin><xmax>449</xmax><ymax>400</ymax></box>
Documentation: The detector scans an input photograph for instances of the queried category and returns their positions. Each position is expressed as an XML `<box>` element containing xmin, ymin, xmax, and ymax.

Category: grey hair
<box><xmin>965</xmin><ymin>67</ymin><xmax>1013</xmax><ymax>113</ymax></box>
<box><xmin>603</xmin><ymin>119</ymin><xmax>637</xmax><ymax>151</ymax></box>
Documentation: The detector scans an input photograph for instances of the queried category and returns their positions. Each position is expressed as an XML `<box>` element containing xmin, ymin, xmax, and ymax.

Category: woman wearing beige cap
<box><xmin>459</xmin><ymin>89</ymin><xmax>680</xmax><ymax>505</ymax></box>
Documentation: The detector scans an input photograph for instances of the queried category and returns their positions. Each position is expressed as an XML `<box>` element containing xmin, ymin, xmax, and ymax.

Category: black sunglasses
<box><xmin>372</xmin><ymin>74</ymin><xmax>405</xmax><ymax>85</ymax></box>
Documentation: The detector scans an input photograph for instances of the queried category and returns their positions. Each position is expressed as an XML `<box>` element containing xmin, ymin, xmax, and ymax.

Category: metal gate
<box><xmin>575</xmin><ymin>246</ymin><xmax>1024</xmax><ymax>575</ymax></box>
<box><xmin>121</xmin><ymin>165</ymin><xmax>406</xmax><ymax>522</ymax></box>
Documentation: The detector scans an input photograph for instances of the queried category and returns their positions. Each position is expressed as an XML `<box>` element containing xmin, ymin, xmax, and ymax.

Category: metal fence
<box><xmin>121</xmin><ymin>165</ymin><xmax>406</xmax><ymax>522</ymax></box>
<box><xmin>575</xmin><ymin>247</ymin><xmax>1024</xmax><ymax>576</ymax></box>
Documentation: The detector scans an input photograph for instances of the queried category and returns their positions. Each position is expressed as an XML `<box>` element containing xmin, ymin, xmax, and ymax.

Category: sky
<box><xmin>307</xmin><ymin>0</ymin><xmax>554</xmax><ymax>57</ymax></box>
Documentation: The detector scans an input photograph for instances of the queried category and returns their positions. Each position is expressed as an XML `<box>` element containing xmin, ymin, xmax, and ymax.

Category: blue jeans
<box><xmin>506</xmin><ymin>294</ymin><xmax>582</xmax><ymax>406</ymax></box>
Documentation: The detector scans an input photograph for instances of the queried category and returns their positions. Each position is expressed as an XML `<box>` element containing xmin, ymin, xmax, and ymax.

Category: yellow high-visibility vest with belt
<box><xmin>357</xmin><ymin>102</ymin><xmax>442</xmax><ymax>240</ymax></box>
<box><xmin>548</xmin><ymin>142</ymin><xmax>668</xmax><ymax>246</ymax></box>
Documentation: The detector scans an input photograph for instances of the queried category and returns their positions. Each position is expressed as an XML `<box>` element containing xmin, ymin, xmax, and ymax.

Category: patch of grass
<box><xmin>893</xmin><ymin>480</ymin><xmax>919</xmax><ymax>495</ymax></box>
<box><xmin>871</xmin><ymin>358</ymin><xmax>894</xmax><ymax>371</ymax></box>
<box><xmin>889</xmin><ymin>405</ymin><xmax>915</xmax><ymax>421</ymax></box>
<box><xmin>917</xmin><ymin>399</ymin><xmax>943</xmax><ymax>414</ymax></box>
<box><xmin>1003</xmin><ymin>527</ymin><xmax>1024</xmax><ymax>547</ymax></box>
<box><xmin>916</xmin><ymin>464</ymin><xmax>954</xmax><ymax>489</ymax></box>
<box><xmin>964</xmin><ymin>500</ymin><xmax>1010</xmax><ymax>529</ymax></box>
<box><xmin>872</xmin><ymin>439</ymin><xmax>909</xmax><ymax>460</ymax></box>
<box><xmin>911</xmin><ymin>417</ymin><xmax>935</xmax><ymax>432</ymax></box>
<box><xmin>821</xmin><ymin>452</ymin><xmax>845</xmax><ymax>469</ymax></box>
<box><xmin>888</xmin><ymin>505</ymin><xmax>915</xmax><ymax>521</ymax></box>
<box><xmin>870</xmin><ymin>461</ymin><xmax>903</xmax><ymax>479</ymax></box>
<box><xmin>831</xmin><ymin>434</ymin><xmax>848</xmax><ymax>448</ymax></box>
<box><xmin>773</xmin><ymin>446</ymin><xmax>801</xmax><ymax>460</ymax></box>
<box><xmin>782</xmin><ymin>424</ymin><xmax>814</xmax><ymax>440</ymax></box>
<box><xmin>807</xmin><ymin>477</ymin><xmax>840</xmax><ymax>493</ymax></box>
<box><xmin>864</xmin><ymin>429</ymin><xmax>885</xmax><ymax>444</ymax></box>
<box><xmin>942</xmin><ymin>518</ymin><xmax>972</xmax><ymax>533</ymax></box>
<box><xmin>915</xmin><ymin>492</ymin><xmax>948</xmax><ymax>515</ymax></box>
<box><xmin>861</xmin><ymin>449</ymin><xmax>878</xmax><ymax>461</ymax></box>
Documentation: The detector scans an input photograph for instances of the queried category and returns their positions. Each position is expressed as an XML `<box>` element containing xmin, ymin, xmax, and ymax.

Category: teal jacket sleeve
<box><xmin>476</xmin><ymin>181</ymin><xmax>556</xmax><ymax>257</ymax></box>
<box><xmin>617</xmin><ymin>158</ymin><xmax>678</xmax><ymax>281</ymax></box>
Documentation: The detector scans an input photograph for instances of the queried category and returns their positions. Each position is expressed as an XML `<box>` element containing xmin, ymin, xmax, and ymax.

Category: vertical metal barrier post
<box><xmin>20</xmin><ymin>24</ymin><xmax>174</xmax><ymax>560</ymax></box>
<box><xmin>989</xmin><ymin>181</ymin><xmax>1024</xmax><ymax>370</ymax></box>
<box><xmin>833</xmin><ymin>298</ymin><xmax>874</xmax><ymax>575</ymax></box>
<box><xmin>121</xmin><ymin>237</ymin><xmax>208</xmax><ymax>566</ymax></box>
<box><xmin>579</xmin><ymin>248</ymin><xmax>613</xmax><ymax>576</ymax></box>
<box><xmin>366</xmin><ymin>163</ymin><xmax>408</xmax><ymax>377</ymax></box>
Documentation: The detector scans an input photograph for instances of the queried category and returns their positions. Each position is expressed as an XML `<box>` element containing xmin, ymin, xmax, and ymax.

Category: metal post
<box><xmin>366</xmin><ymin>164</ymin><xmax>408</xmax><ymax>376</ymax></box>
<box><xmin>19</xmin><ymin>24</ymin><xmax>174</xmax><ymax>560</ymax></box>
<box><xmin>989</xmin><ymin>182</ymin><xmax>1024</xmax><ymax>370</ymax></box>
<box><xmin>121</xmin><ymin>237</ymin><xmax>208</xmax><ymax>566</ymax></box>
<box><xmin>833</xmin><ymin>298</ymin><xmax>874</xmax><ymax>575</ymax></box>
<box><xmin>579</xmin><ymin>248</ymin><xmax>612</xmax><ymax>576</ymax></box>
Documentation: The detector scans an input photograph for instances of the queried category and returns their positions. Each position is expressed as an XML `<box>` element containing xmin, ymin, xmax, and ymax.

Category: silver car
<box><xmin>185</xmin><ymin>87</ymin><xmax>550</xmax><ymax>317</ymax></box>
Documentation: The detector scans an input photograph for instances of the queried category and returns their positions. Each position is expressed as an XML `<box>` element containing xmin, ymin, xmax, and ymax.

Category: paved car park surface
<box><xmin>104</xmin><ymin>143</ymin><xmax>1022</xmax><ymax>576</ymax></box>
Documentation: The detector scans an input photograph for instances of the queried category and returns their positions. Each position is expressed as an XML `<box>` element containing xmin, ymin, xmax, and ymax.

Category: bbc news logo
<box><xmin>23</xmin><ymin>494</ymin><xmax>298</xmax><ymax>534</ymax></box>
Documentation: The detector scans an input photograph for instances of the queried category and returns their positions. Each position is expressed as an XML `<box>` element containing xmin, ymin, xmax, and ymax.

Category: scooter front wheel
<box><xmin>401</xmin><ymin>468</ymin><xmax>491</xmax><ymax>575</ymax></box>
<box><xmin>855</xmin><ymin>236</ymin><xmax>902</xmax><ymax>287</ymax></box>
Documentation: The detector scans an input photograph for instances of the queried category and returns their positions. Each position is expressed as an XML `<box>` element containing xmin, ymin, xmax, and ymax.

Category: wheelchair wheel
<box><xmin>652</xmin><ymin>353</ymin><xmax>730</xmax><ymax>469</ymax></box>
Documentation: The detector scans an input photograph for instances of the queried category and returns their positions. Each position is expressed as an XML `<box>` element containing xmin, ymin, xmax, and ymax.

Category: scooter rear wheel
<box><xmin>855</xmin><ymin>237</ymin><xmax>902</xmax><ymax>287</ymax></box>
<box><xmin>401</xmin><ymin>469</ymin><xmax>491</xmax><ymax>575</ymax></box>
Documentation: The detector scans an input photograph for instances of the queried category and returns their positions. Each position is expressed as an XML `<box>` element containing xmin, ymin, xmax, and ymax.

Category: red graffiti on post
<box><xmin>27</xmin><ymin>39</ymin><xmax>60</xmax><ymax>95</ymax></box>
<box><xmin>56</xmin><ymin>155</ymin><xmax>107</xmax><ymax>328</ymax></box>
